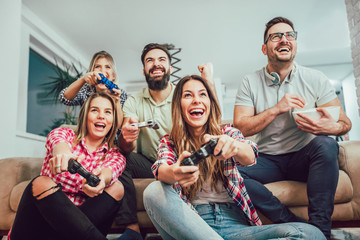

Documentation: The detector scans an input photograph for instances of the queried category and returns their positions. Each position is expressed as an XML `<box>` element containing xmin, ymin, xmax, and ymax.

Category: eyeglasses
<box><xmin>265</xmin><ymin>31</ymin><xmax>297</xmax><ymax>43</ymax></box>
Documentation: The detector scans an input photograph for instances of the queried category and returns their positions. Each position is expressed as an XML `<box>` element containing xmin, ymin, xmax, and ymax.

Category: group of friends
<box><xmin>8</xmin><ymin>16</ymin><xmax>352</xmax><ymax>240</ymax></box>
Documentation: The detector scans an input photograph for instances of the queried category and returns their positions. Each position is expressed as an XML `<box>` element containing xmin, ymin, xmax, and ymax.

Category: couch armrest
<box><xmin>338</xmin><ymin>141</ymin><xmax>360</xmax><ymax>220</ymax></box>
<box><xmin>0</xmin><ymin>157</ymin><xmax>43</xmax><ymax>230</ymax></box>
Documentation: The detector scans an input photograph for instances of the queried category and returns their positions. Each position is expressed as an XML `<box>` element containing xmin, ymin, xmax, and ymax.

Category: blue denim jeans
<box><xmin>238</xmin><ymin>135</ymin><xmax>339</xmax><ymax>239</ymax></box>
<box><xmin>195</xmin><ymin>203</ymin><xmax>325</xmax><ymax>240</ymax></box>
<box><xmin>143</xmin><ymin>181</ymin><xmax>325</xmax><ymax>240</ymax></box>
<box><xmin>144</xmin><ymin>181</ymin><xmax>221</xmax><ymax>240</ymax></box>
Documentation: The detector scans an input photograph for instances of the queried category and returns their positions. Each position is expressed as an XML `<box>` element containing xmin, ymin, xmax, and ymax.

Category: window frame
<box><xmin>17</xmin><ymin>6</ymin><xmax>87</xmax><ymax>141</ymax></box>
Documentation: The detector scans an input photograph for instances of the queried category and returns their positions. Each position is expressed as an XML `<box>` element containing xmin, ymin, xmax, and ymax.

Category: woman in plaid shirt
<box><xmin>9</xmin><ymin>92</ymin><xmax>125</xmax><ymax>240</ymax></box>
<box><xmin>143</xmin><ymin>75</ymin><xmax>325</xmax><ymax>240</ymax></box>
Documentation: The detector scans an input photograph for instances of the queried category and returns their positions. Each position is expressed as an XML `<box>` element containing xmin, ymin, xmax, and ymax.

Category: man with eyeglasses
<box><xmin>233</xmin><ymin>17</ymin><xmax>351</xmax><ymax>239</ymax></box>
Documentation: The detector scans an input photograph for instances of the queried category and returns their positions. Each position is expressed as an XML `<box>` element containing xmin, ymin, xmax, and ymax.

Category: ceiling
<box><xmin>22</xmin><ymin>0</ymin><xmax>354</xmax><ymax>94</ymax></box>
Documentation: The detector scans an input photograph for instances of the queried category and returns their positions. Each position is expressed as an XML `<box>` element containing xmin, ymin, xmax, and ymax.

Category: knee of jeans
<box><xmin>143</xmin><ymin>181</ymin><xmax>159</xmax><ymax>214</ymax></box>
<box><xmin>32</xmin><ymin>176</ymin><xmax>60</xmax><ymax>200</ymax></box>
<box><xmin>243</xmin><ymin>178</ymin><xmax>272</xmax><ymax>198</ymax></box>
<box><xmin>143</xmin><ymin>181</ymin><xmax>161</xmax><ymax>204</ymax></box>
<box><xmin>105</xmin><ymin>180</ymin><xmax>124</xmax><ymax>201</ymax></box>
<box><xmin>312</xmin><ymin>137</ymin><xmax>339</xmax><ymax>160</ymax></box>
<box><xmin>295</xmin><ymin>222</ymin><xmax>326</xmax><ymax>240</ymax></box>
<box><xmin>144</xmin><ymin>181</ymin><xmax>171</xmax><ymax>209</ymax></box>
<box><xmin>313</xmin><ymin>136</ymin><xmax>338</xmax><ymax>153</ymax></box>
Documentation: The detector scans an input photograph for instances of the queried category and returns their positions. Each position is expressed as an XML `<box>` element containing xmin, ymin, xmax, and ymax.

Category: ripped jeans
<box><xmin>10</xmin><ymin>176</ymin><xmax>120</xmax><ymax>240</ymax></box>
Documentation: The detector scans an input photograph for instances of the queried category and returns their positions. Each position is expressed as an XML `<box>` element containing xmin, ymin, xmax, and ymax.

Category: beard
<box><xmin>275</xmin><ymin>53</ymin><xmax>295</xmax><ymax>62</ymax></box>
<box><xmin>145</xmin><ymin>66</ymin><xmax>171</xmax><ymax>91</ymax></box>
<box><xmin>268</xmin><ymin>44</ymin><xmax>296</xmax><ymax>63</ymax></box>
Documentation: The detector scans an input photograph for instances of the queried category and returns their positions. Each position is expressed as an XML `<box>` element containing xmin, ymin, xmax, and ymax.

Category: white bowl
<box><xmin>292</xmin><ymin>106</ymin><xmax>340</xmax><ymax>122</ymax></box>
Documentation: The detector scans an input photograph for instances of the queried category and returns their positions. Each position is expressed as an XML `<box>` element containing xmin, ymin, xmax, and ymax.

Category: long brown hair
<box><xmin>75</xmin><ymin>92</ymin><xmax>118</xmax><ymax>148</ymax></box>
<box><xmin>170</xmin><ymin>75</ymin><xmax>224</xmax><ymax>199</ymax></box>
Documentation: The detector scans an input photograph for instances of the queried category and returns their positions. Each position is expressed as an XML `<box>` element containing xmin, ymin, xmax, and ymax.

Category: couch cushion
<box><xmin>134</xmin><ymin>179</ymin><xmax>155</xmax><ymax>211</ymax></box>
<box><xmin>265</xmin><ymin>170</ymin><xmax>352</xmax><ymax>206</ymax></box>
<box><xmin>10</xmin><ymin>181</ymin><xmax>31</xmax><ymax>212</ymax></box>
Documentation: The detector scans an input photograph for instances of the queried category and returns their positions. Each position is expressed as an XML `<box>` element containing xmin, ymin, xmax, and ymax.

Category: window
<box><xmin>26</xmin><ymin>48</ymin><xmax>79</xmax><ymax>136</ymax></box>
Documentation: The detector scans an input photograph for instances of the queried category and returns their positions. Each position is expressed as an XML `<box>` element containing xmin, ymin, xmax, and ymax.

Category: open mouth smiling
<box><xmin>150</xmin><ymin>68</ymin><xmax>165</xmax><ymax>76</ymax></box>
<box><xmin>189</xmin><ymin>108</ymin><xmax>205</xmax><ymax>117</ymax></box>
<box><xmin>277</xmin><ymin>46</ymin><xmax>291</xmax><ymax>53</ymax></box>
<box><xmin>94</xmin><ymin>122</ymin><xmax>106</xmax><ymax>130</ymax></box>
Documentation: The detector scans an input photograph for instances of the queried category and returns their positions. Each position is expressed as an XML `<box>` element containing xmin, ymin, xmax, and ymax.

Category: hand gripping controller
<box><xmin>130</xmin><ymin>120</ymin><xmax>160</xmax><ymax>130</ymax></box>
<box><xmin>181</xmin><ymin>138</ymin><xmax>219</xmax><ymax>166</ymax></box>
<box><xmin>68</xmin><ymin>159</ymin><xmax>100</xmax><ymax>187</ymax></box>
<box><xmin>97</xmin><ymin>73</ymin><xmax>120</xmax><ymax>93</ymax></box>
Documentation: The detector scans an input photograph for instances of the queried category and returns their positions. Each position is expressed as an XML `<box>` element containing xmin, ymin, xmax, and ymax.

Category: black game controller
<box><xmin>68</xmin><ymin>159</ymin><xmax>100</xmax><ymax>187</ymax></box>
<box><xmin>97</xmin><ymin>73</ymin><xmax>120</xmax><ymax>93</ymax></box>
<box><xmin>181</xmin><ymin>138</ymin><xmax>219</xmax><ymax>166</ymax></box>
<box><xmin>131</xmin><ymin>120</ymin><xmax>160</xmax><ymax>130</ymax></box>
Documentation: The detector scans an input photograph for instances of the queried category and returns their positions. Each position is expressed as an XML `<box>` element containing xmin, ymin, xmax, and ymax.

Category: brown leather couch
<box><xmin>1</xmin><ymin>140</ymin><xmax>359</xmax><ymax>237</ymax></box>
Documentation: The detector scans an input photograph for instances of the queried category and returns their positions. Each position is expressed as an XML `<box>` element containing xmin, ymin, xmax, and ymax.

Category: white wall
<box><xmin>343</xmin><ymin>75</ymin><xmax>360</xmax><ymax>140</ymax></box>
<box><xmin>0</xmin><ymin>0</ymin><xmax>87</xmax><ymax>158</ymax></box>
<box><xmin>0</xmin><ymin>0</ymin><xmax>23</xmax><ymax>158</ymax></box>
<box><xmin>222</xmin><ymin>88</ymin><xmax>237</xmax><ymax>121</ymax></box>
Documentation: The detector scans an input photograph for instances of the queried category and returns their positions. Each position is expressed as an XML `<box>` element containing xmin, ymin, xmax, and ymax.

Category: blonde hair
<box><xmin>88</xmin><ymin>50</ymin><xmax>118</xmax><ymax>82</ymax></box>
<box><xmin>75</xmin><ymin>92</ymin><xmax>118</xmax><ymax>148</ymax></box>
<box><xmin>170</xmin><ymin>75</ymin><xmax>224</xmax><ymax>199</ymax></box>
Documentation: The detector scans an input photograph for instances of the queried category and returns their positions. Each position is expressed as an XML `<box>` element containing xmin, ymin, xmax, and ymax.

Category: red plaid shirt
<box><xmin>152</xmin><ymin>124</ymin><xmax>262</xmax><ymax>226</ymax></box>
<box><xmin>41</xmin><ymin>127</ymin><xmax>125</xmax><ymax>206</ymax></box>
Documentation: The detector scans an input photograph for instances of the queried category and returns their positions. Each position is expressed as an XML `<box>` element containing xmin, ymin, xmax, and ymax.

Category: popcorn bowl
<box><xmin>292</xmin><ymin>106</ymin><xmax>340</xmax><ymax>123</ymax></box>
